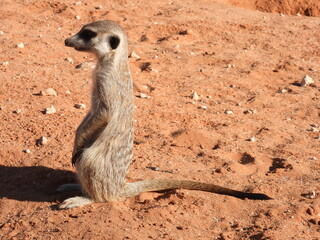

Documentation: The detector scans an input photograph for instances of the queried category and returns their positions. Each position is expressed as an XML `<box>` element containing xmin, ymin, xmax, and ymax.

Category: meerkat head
<box><xmin>65</xmin><ymin>20</ymin><xmax>127</xmax><ymax>58</ymax></box>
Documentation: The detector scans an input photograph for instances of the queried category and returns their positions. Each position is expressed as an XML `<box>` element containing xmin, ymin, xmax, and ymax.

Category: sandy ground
<box><xmin>0</xmin><ymin>0</ymin><xmax>320</xmax><ymax>239</ymax></box>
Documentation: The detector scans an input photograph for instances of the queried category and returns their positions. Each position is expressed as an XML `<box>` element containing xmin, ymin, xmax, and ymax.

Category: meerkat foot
<box><xmin>56</xmin><ymin>184</ymin><xmax>82</xmax><ymax>193</ymax></box>
<box><xmin>59</xmin><ymin>196</ymin><xmax>93</xmax><ymax>209</ymax></box>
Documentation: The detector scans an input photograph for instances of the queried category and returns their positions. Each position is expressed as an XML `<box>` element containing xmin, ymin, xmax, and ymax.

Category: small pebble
<box><xmin>139</xmin><ymin>93</ymin><xmax>149</xmax><ymax>98</ymax></box>
<box><xmin>244</xmin><ymin>109</ymin><xmax>256</xmax><ymax>114</ymax></box>
<box><xmin>65</xmin><ymin>57</ymin><xmax>74</xmax><ymax>64</ymax></box>
<box><xmin>75</xmin><ymin>15</ymin><xmax>81</xmax><ymax>20</ymax></box>
<box><xmin>0</xmin><ymin>31</ymin><xmax>4</xmax><ymax>35</ymax></box>
<box><xmin>300</xmin><ymin>75</ymin><xmax>314</xmax><ymax>87</ymax></box>
<box><xmin>23</xmin><ymin>149</ymin><xmax>31</xmax><ymax>154</ymax></box>
<box><xmin>247</xmin><ymin>136</ymin><xmax>256</xmax><ymax>142</ymax></box>
<box><xmin>40</xmin><ymin>88</ymin><xmax>57</xmax><ymax>97</ymax></box>
<box><xmin>1</xmin><ymin>61</ymin><xmax>9</xmax><ymax>66</ymax></box>
<box><xmin>14</xmin><ymin>109</ymin><xmax>22</xmax><ymax>114</ymax></box>
<box><xmin>277</xmin><ymin>88</ymin><xmax>287</xmax><ymax>93</ymax></box>
<box><xmin>225</xmin><ymin>110</ymin><xmax>233</xmax><ymax>114</ymax></box>
<box><xmin>74</xmin><ymin>103</ymin><xmax>86</xmax><ymax>109</ymax></box>
<box><xmin>192</xmin><ymin>92</ymin><xmax>199</xmax><ymax>101</ymax></box>
<box><xmin>95</xmin><ymin>5</ymin><xmax>102</xmax><ymax>9</ymax></box>
<box><xmin>65</xmin><ymin>90</ymin><xmax>71</xmax><ymax>94</ymax></box>
<box><xmin>229</xmin><ymin>84</ymin><xmax>236</xmax><ymax>88</ymax></box>
<box><xmin>310</xmin><ymin>123</ymin><xmax>318</xmax><ymax>128</ymax></box>
<box><xmin>304</xmin><ymin>190</ymin><xmax>317</xmax><ymax>199</ymax></box>
<box><xmin>199</xmin><ymin>105</ymin><xmax>207</xmax><ymax>110</ymax></box>
<box><xmin>130</xmin><ymin>51</ymin><xmax>141</xmax><ymax>59</ymax></box>
<box><xmin>45</xmin><ymin>105</ymin><xmax>56</xmax><ymax>114</ymax></box>
<box><xmin>37</xmin><ymin>136</ymin><xmax>48</xmax><ymax>146</ymax></box>
<box><xmin>16</xmin><ymin>42</ymin><xmax>25</xmax><ymax>48</ymax></box>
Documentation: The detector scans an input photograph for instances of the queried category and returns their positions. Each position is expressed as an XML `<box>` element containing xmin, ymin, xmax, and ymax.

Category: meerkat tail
<box><xmin>124</xmin><ymin>179</ymin><xmax>272</xmax><ymax>200</ymax></box>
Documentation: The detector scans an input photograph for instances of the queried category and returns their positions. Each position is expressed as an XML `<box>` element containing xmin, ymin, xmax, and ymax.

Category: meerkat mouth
<box><xmin>75</xmin><ymin>46</ymin><xmax>89</xmax><ymax>51</ymax></box>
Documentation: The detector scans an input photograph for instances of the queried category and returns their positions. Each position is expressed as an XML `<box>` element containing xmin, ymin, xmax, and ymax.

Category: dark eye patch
<box><xmin>109</xmin><ymin>35</ymin><xmax>120</xmax><ymax>50</ymax></box>
<box><xmin>79</xmin><ymin>29</ymin><xmax>97</xmax><ymax>42</ymax></box>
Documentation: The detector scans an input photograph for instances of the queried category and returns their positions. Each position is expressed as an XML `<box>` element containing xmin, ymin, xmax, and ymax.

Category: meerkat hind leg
<box><xmin>56</xmin><ymin>183</ymin><xmax>82</xmax><ymax>193</ymax></box>
<box><xmin>59</xmin><ymin>196</ymin><xmax>93</xmax><ymax>209</ymax></box>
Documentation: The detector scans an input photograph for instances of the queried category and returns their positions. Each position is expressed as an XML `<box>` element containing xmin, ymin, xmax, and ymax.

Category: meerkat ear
<box><xmin>109</xmin><ymin>35</ymin><xmax>120</xmax><ymax>50</ymax></box>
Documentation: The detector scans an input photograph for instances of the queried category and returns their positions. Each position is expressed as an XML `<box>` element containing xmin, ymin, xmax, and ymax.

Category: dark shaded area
<box><xmin>269</xmin><ymin>158</ymin><xmax>293</xmax><ymax>173</ymax></box>
<box><xmin>240</xmin><ymin>153</ymin><xmax>255</xmax><ymax>165</ymax></box>
<box><xmin>0</xmin><ymin>165</ymin><xmax>76</xmax><ymax>203</ymax></box>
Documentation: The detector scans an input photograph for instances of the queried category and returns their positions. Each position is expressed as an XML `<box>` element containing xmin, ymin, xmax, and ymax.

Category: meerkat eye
<box><xmin>79</xmin><ymin>29</ymin><xmax>97</xmax><ymax>42</ymax></box>
<box><xmin>109</xmin><ymin>36</ymin><xmax>120</xmax><ymax>50</ymax></box>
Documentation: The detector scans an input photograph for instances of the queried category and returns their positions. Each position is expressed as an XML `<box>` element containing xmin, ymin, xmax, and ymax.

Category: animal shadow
<box><xmin>0</xmin><ymin>165</ymin><xmax>76</xmax><ymax>203</ymax></box>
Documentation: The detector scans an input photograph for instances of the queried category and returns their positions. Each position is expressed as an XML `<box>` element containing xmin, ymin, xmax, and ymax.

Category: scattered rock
<box><xmin>16</xmin><ymin>42</ymin><xmax>25</xmax><ymax>48</ymax></box>
<box><xmin>244</xmin><ymin>109</ymin><xmax>256</xmax><ymax>114</ymax></box>
<box><xmin>23</xmin><ymin>149</ymin><xmax>31</xmax><ymax>154</ymax></box>
<box><xmin>0</xmin><ymin>30</ymin><xmax>4</xmax><ymax>35</ymax></box>
<box><xmin>138</xmin><ymin>93</ymin><xmax>150</xmax><ymax>98</ymax></box>
<box><xmin>36</xmin><ymin>136</ymin><xmax>48</xmax><ymax>146</ymax></box>
<box><xmin>75</xmin><ymin>15</ymin><xmax>81</xmax><ymax>20</ymax></box>
<box><xmin>192</xmin><ymin>92</ymin><xmax>199</xmax><ymax>100</ymax></box>
<box><xmin>300</xmin><ymin>75</ymin><xmax>314</xmax><ymax>87</ymax></box>
<box><xmin>65</xmin><ymin>90</ymin><xmax>71</xmax><ymax>94</ymax></box>
<box><xmin>1</xmin><ymin>61</ymin><xmax>9</xmax><ymax>66</ymax></box>
<box><xmin>247</xmin><ymin>136</ymin><xmax>256</xmax><ymax>142</ymax></box>
<box><xmin>229</xmin><ymin>84</ymin><xmax>236</xmax><ymax>88</ymax></box>
<box><xmin>225</xmin><ymin>110</ymin><xmax>233</xmax><ymax>114</ymax></box>
<box><xmin>65</xmin><ymin>57</ymin><xmax>74</xmax><ymax>64</ymax></box>
<box><xmin>40</xmin><ymin>88</ymin><xmax>57</xmax><ymax>97</ymax></box>
<box><xmin>14</xmin><ymin>109</ymin><xmax>22</xmax><ymax>114</ymax></box>
<box><xmin>45</xmin><ymin>105</ymin><xmax>56</xmax><ymax>114</ymax></box>
<box><xmin>74</xmin><ymin>103</ymin><xmax>86</xmax><ymax>109</ymax></box>
<box><xmin>76</xmin><ymin>62</ymin><xmax>96</xmax><ymax>70</ymax></box>
<box><xmin>199</xmin><ymin>105</ymin><xmax>207</xmax><ymax>110</ymax></box>
<box><xmin>302</xmin><ymin>190</ymin><xmax>317</xmax><ymax>199</ymax></box>
<box><xmin>130</xmin><ymin>51</ymin><xmax>141</xmax><ymax>59</ymax></box>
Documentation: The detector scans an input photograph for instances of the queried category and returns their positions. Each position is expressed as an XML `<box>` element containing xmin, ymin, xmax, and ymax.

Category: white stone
<box><xmin>248</xmin><ymin>136</ymin><xmax>256</xmax><ymax>142</ymax></box>
<box><xmin>130</xmin><ymin>51</ymin><xmax>141</xmax><ymax>59</ymax></box>
<box><xmin>45</xmin><ymin>105</ymin><xmax>56</xmax><ymax>114</ymax></box>
<box><xmin>65</xmin><ymin>57</ymin><xmax>74</xmax><ymax>63</ymax></box>
<box><xmin>0</xmin><ymin>31</ymin><xmax>4</xmax><ymax>35</ymax></box>
<box><xmin>23</xmin><ymin>149</ymin><xmax>31</xmax><ymax>153</ymax></box>
<box><xmin>40</xmin><ymin>88</ymin><xmax>57</xmax><ymax>97</ymax></box>
<box><xmin>192</xmin><ymin>92</ymin><xmax>199</xmax><ymax>100</ymax></box>
<box><xmin>65</xmin><ymin>90</ymin><xmax>71</xmax><ymax>94</ymax></box>
<box><xmin>300</xmin><ymin>75</ymin><xmax>314</xmax><ymax>87</ymax></box>
<box><xmin>199</xmin><ymin>105</ymin><xmax>207</xmax><ymax>110</ymax></box>
<box><xmin>139</xmin><ymin>93</ymin><xmax>149</xmax><ymax>98</ymax></box>
<box><xmin>225</xmin><ymin>110</ymin><xmax>233</xmax><ymax>114</ymax></box>
<box><xmin>17</xmin><ymin>42</ymin><xmax>25</xmax><ymax>48</ymax></box>
<box><xmin>1</xmin><ymin>61</ymin><xmax>9</xmax><ymax>66</ymax></box>
<box><xmin>14</xmin><ymin>109</ymin><xmax>22</xmax><ymax>114</ymax></box>
<box><xmin>75</xmin><ymin>15</ymin><xmax>81</xmax><ymax>20</ymax></box>
<box><xmin>74</xmin><ymin>103</ymin><xmax>86</xmax><ymax>109</ymax></box>
<box><xmin>37</xmin><ymin>136</ymin><xmax>48</xmax><ymax>145</ymax></box>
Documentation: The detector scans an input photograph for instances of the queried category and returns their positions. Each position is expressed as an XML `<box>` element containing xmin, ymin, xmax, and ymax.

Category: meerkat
<box><xmin>57</xmin><ymin>20</ymin><xmax>271</xmax><ymax>209</ymax></box>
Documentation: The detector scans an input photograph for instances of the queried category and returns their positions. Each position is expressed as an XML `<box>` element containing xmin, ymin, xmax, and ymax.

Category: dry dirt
<box><xmin>0</xmin><ymin>0</ymin><xmax>320</xmax><ymax>239</ymax></box>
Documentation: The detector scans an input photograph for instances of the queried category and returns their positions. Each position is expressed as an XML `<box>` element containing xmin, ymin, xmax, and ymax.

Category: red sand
<box><xmin>0</xmin><ymin>0</ymin><xmax>319</xmax><ymax>239</ymax></box>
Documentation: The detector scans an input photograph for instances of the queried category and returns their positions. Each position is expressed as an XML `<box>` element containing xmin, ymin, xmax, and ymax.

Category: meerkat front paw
<box><xmin>59</xmin><ymin>196</ymin><xmax>93</xmax><ymax>209</ymax></box>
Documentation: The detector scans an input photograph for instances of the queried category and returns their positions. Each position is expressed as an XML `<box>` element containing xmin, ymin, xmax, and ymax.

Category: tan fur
<box><xmin>58</xmin><ymin>20</ymin><xmax>270</xmax><ymax>209</ymax></box>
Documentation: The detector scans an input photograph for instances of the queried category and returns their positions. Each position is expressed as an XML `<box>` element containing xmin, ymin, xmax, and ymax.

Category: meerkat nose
<box><xmin>65</xmin><ymin>38</ymin><xmax>71</xmax><ymax>47</ymax></box>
